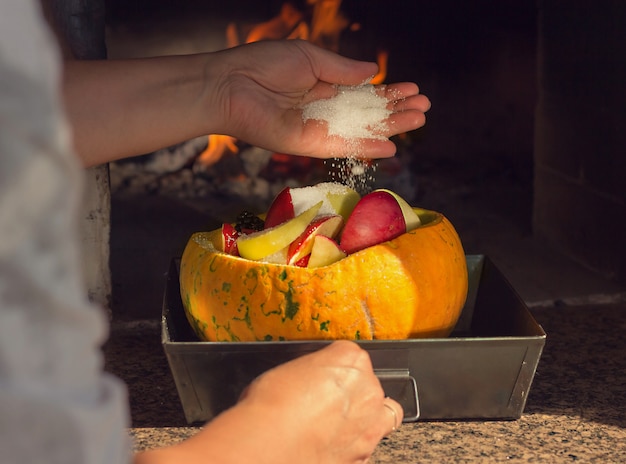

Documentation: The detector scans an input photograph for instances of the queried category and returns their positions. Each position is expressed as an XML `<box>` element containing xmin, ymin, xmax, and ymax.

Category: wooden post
<box><xmin>44</xmin><ymin>0</ymin><xmax>113</xmax><ymax>315</ymax></box>
<box><xmin>43</xmin><ymin>0</ymin><xmax>107</xmax><ymax>60</ymax></box>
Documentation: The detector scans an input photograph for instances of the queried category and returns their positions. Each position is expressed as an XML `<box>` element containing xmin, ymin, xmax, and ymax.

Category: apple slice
<box><xmin>318</xmin><ymin>183</ymin><xmax>360</xmax><ymax>221</ymax></box>
<box><xmin>237</xmin><ymin>201</ymin><xmax>323</xmax><ymax>261</ymax></box>
<box><xmin>260</xmin><ymin>247</ymin><xmax>288</xmax><ymax>265</ymax></box>
<box><xmin>221</xmin><ymin>223</ymin><xmax>240</xmax><ymax>256</ymax></box>
<box><xmin>293</xmin><ymin>255</ymin><xmax>310</xmax><ymax>267</ymax></box>
<box><xmin>288</xmin><ymin>182</ymin><xmax>360</xmax><ymax>218</ymax></box>
<box><xmin>339</xmin><ymin>190</ymin><xmax>406</xmax><ymax>254</ymax></box>
<box><xmin>286</xmin><ymin>214</ymin><xmax>344</xmax><ymax>265</ymax></box>
<box><xmin>375</xmin><ymin>189</ymin><xmax>421</xmax><ymax>231</ymax></box>
<box><xmin>264</xmin><ymin>183</ymin><xmax>360</xmax><ymax>229</ymax></box>
<box><xmin>264</xmin><ymin>187</ymin><xmax>295</xmax><ymax>229</ymax></box>
<box><xmin>307</xmin><ymin>235</ymin><xmax>347</xmax><ymax>268</ymax></box>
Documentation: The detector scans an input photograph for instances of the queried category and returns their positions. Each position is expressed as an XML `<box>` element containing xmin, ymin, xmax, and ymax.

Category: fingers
<box><xmin>297</xmin><ymin>80</ymin><xmax>429</xmax><ymax>160</ymax></box>
<box><xmin>380</xmin><ymin>83</ymin><xmax>431</xmax><ymax>122</ymax></box>
<box><xmin>380</xmin><ymin>82</ymin><xmax>430</xmax><ymax>109</ymax></box>
<box><xmin>381</xmin><ymin>82</ymin><xmax>420</xmax><ymax>100</ymax></box>
<box><xmin>382</xmin><ymin>397</ymin><xmax>404</xmax><ymax>436</ymax></box>
<box><xmin>296</xmin><ymin>40</ymin><xmax>379</xmax><ymax>86</ymax></box>
<box><xmin>317</xmin><ymin>340</ymin><xmax>376</xmax><ymax>371</ymax></box>
<box><xmin>379</xmin><ymin>82</ymin><xmax>431</xmax><ymax>139</ymax></box>
<box><xmin>237</xmin><ymin>340</ymin><xmax>403</xmax><ymax>463</ymax></box>
<box><xmin>392</xmin><ymin>93</ymin><xmax>432</xmax><ymax>113</ymax></box>
<box><xmin>323</xmin><ymin>342</ymin><xmax>405</xmax><ymax>437</ymax></box>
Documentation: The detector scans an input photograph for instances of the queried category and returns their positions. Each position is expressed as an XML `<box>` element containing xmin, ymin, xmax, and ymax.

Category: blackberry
<box><xmin>235</xmin><ymin>210</ymin><xmax>265</xmax><ymax>233</ymax></box>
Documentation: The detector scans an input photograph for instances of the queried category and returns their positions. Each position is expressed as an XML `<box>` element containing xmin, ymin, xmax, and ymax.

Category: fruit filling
<box><xmin>219</xmin><ymin>182</ymin><xmax>422</xmax><ymax>268</ymax></box>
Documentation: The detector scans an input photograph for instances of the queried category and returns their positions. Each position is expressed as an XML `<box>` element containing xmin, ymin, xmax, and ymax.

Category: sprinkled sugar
<box><xmin>301</xmin><ymin>84</ymin><xmax>391</xmax><ymax>140</ymax></box>
<box><xmin>325</xmin><ymin>157</ymin><xmax>377</xmax><ymax>194</ymax></box>
<box><xmin>301</xmin><ymin>84</ymin><xmax>392</xmax><ymax>193</ymax></box>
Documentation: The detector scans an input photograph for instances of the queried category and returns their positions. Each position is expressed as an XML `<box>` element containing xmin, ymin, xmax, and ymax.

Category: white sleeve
<box><xmin>0</xmin><ymin>1</ymin><xmax>133</xmax><ymax>463</ymax></box>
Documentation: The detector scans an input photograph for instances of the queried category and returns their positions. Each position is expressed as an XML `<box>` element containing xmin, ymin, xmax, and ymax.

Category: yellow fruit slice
<box><xmin>376</xmin><ymin>189</ymin><xmax>422</xmax><ymax>231</ymax></box>
<box><xmin>307</xmin><ymin>235</ymin><xmax>347</xmax><ymax>268</ymax></box>
<box><xmin>236</xmin><ymin>201</ymin><xmax>322</xmax><ymax>261</ymax></box>
<box><xmin>324</xmin><ymin>184</ymin><xmax>361</xmax><ymax>221</ymax></box>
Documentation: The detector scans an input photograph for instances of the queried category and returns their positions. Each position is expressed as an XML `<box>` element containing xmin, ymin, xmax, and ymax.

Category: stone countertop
<box><xmin>105</xmin><ymin>303</ymin><xmax>626</xmax><ymax>463</ymax></box>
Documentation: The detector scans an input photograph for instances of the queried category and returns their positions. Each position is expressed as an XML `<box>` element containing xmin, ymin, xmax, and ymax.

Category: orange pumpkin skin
<box><xmin>179</xmin><ymin>209</ymin><xmax>468</xmax><ymax>342</ymax></box>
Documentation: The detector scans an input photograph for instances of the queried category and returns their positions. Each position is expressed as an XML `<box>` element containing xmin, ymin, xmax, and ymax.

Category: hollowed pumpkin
<box><xmin>179</xmin><ymin>208</ymin><xmax>468</xmax><ymax>342</ymax></box>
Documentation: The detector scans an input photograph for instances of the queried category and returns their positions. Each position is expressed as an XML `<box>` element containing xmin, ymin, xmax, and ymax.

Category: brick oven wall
<box><xmin>534</xmin><ymin>1</ymin><xmax>626</xmax><ymax>282</ymax></box>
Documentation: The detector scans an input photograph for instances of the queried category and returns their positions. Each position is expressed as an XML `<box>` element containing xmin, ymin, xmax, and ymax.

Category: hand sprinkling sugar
<box><xmin>301</xmin><ymin>84</ymin><xmax>394</xmax><ymax>193</ymax></box>
<box><xmin>301</xmin><ymin>84</ymin><xmax>392</xmax><ymax>141</ymax></box>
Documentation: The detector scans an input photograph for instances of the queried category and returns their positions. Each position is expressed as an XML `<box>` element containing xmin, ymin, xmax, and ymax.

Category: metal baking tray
<box><xmin>162</xmin><ymin>255</ymin><xmax>545</xmax><ymax>424</ymax></box>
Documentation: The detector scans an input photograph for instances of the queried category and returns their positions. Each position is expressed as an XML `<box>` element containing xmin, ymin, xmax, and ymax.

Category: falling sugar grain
<box><xmin>301</xmin><ymin>84</ymin><xmax>391</xmax><ymax>194</ymax></box>
<box><xmin>325</xmin><ymin>157</ymin><xmax>377</xmax><ymax>195</ymax></box>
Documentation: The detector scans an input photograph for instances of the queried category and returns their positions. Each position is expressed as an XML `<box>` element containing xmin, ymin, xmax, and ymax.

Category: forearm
<box><xmin>62</xmin><ymin>54</ymin><xmax>216</xmax><ymax>167</ymax></box>
<box><xmin>132</xmin><ymin>402</ymin><xmax>287</xmax><ymax>464</ymax></box>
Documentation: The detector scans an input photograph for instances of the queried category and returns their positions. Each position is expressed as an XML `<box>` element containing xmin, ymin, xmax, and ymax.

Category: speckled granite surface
<box><xmin>105</xmin><ymin>303</ymin><xmax>626</xmax><ymax>462</ymax></box>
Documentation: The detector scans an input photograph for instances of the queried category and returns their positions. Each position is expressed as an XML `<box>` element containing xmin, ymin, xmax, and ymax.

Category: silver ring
<box><xmin>383</xmin><ymin>400</ymin><xmax>399</xmax><ymax>432</ymax></box>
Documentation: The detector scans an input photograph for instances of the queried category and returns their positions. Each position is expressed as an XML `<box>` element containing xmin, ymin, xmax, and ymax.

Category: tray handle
<box><xmin>375</xmin><ymin>369</ymin><xmax>420</xmax><ymax>422</ymax></box>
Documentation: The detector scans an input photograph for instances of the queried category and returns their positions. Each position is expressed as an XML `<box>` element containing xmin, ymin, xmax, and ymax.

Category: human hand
<box><xmin>137</xmin><ymin>341</ymin><xmax>400</xmax><ymax>464</ymax></box>
<box><xmin>200</xmin><ymin>341</ymin><xmax>401</xmax><ymax>464</ymax></box>
<box><xmin>205</xmin><ymin>39</ymin><xmax>431</xmax><ymax>159</ymax></box>
<box><xmin>62</xmin><ymin>39</ymin><xmax>429</xmax><ymax>166</ymax></box>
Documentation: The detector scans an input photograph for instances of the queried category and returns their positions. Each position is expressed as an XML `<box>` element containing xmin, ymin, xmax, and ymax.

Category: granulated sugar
<box><xmin>325</xmin><ymin>157</ymin><xmax>377</xmax><ymax>194</ymax></box>
<box><xmin>301</xmin><ymin>84</ymin><xmax>391</xmax><ymax>193</ymax></box>
<box><xmin>301</xmin><ymin>84</ymin><xmax>391</xmax><ymax>141</ymax></box>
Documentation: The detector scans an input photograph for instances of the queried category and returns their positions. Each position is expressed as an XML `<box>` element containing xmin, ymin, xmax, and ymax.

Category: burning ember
<box><xmin>197</xmin><ymin>0</ymin><xmax>388</xmax><ymax>167</ymax></box>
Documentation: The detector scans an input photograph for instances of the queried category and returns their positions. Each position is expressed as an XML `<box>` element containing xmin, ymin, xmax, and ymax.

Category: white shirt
<box><xmin>0</xmin><ymin>1</ymin><xmax>132</xmax><ymax>463</ymax></box>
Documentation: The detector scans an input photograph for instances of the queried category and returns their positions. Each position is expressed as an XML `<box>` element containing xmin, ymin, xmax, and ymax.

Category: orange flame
<box><xmin>197</xmin><ymin>134</ymin><xmax>238</xmax><ymax>166</ymax></box>
<box><xmin>245</xmin><ymin>3</ymin><xmax>305</xmax><ymax>44</ymax></box>
<box><xmin>370</xmin><ymin>49</ymin><xmax>388</xmax><ymax>85</ymax></box>
<box><xmin>308</xmin><ymin>0</ymin><xmax>349</xmax><ymax>51</ymax></box>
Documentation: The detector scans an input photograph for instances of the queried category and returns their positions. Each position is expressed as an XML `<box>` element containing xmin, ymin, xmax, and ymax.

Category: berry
<box><xmin>235</xmin><ymin>210</ymin><xmax>265</xmax><ymax>234</ymax></box>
